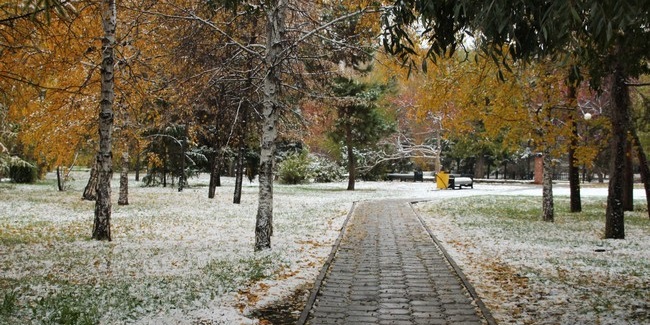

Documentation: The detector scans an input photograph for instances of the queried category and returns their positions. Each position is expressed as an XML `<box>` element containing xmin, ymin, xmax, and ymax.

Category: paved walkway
<box><xmin>298</xmin><ymin>200</ymin><xmax>494</xmax><ymax>325</ymax></box>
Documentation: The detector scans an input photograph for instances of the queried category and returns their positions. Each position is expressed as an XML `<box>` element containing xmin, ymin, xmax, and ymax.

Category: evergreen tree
<box><xmin>329</xmin><ymin>77</ymin><xmax>394</xmax><ymax>190</ymax></box>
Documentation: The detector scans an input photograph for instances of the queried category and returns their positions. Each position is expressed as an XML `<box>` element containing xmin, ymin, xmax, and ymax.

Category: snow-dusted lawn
<box><xmin>0</xmin><ymin>172</ymin><xmax>435</xmax><ymax>324</ymax></box>
<box><xmin>1</xmin><ymin>173</ymin><xmax>648</xmax><ymax>324</ymax></box>
<box><xmin>415</xmin><ymin>185</ymin><xmax>650</xmax><ymax>325</ymax></box>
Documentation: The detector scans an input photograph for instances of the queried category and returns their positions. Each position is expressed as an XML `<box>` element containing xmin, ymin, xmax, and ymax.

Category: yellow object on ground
<box><xmin>436</xmin><ymin>171</ymin><xmax>449</xmax><ymax>189</ymax></box>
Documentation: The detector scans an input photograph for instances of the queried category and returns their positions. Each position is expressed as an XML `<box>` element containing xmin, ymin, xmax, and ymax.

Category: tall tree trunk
<box><xmin>623</xmin><ymin>139</ymin><xmax>634</xmax><ymax>211</ymax></box>
<box><xmin>208</xmin><ymin>127</ymin><xmax>222</xmax><ymax>198</ymax></box>
<box><xmin>118</xmin><ymin>151</ymin><xmax>128</xmax><ymax>205</ymax></box>
<box><xmin>567</xmin><ymin>82</ymin><xmax>581</xmax><ymax>212</ymax></box>
<box><xmin>57</xmin><ymin>166</ymin><xmax>64</xmax><ymax>191</ymax></box>
<box><xmin>233</xmin><ymin>144</ymin><xmax>245</xmax><ymax>204</ymax></box>
<box><xmin>542</xmin><ymin>151</ymin><xmax>554</xmax><ymax>222</ymax></box>
<box><xmin>630</xmin><ymin>128</ymin><xmax>650</xmax><ymax>219</ymax></box>
<box><xmin>345</xmin><ymin>122</ymin><xmax>356</xmax><ymax>190</ymax></box>
<box><xmin>83</xmin><ymin>160</ymin><xmax>99</xmax><ymax>200</ymax></box>
<box><xmin>434</xmin><ymin>125</ymin><xmax>442</xmax><ymax>173</ymax></box>
<box><xmin>474</xmin><ymin>155</ymin><xmax>485</xmax><ymax>179</ymax></box>
<box><xmin>134</xmin><ymin>151</ymin><xmax>140</xmax><ymax>182</ymax></box>
<box><xmin>255</xmin><ymin>0</ymin><xmax>286</xmax><ymax>251</ymax></box>
<box><xmin>178</xmin><ymin>125</ymin><xmax>187</xmax><ymax>192</ymax></box>
<box><xmin>92</xmin><ymin>0</ymin><xmax>116</xmax><ymax>241</ymax></box>
<box><xmin>208</xmin><ymin>153</ymin><xmax>222</xmax><ymax>198</ymax></box>
<box><xmin>233</xmin><ymin>111</ymin><xmax>248</xmax><ymax>204</ymax></box>
<box><xmin>605</xmin><ymin>58</ymin><xmax>630</xmax><ymax>239</ymax></box>
<box><xmin>162</xmin><ymin>147</ymin><xmax>167</xmax><ymax>187</ymax></box>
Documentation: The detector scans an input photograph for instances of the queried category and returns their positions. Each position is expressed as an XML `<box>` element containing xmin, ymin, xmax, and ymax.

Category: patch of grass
<box><xmin>0</xmin><ymin>221</ymin><xmax>89</xmax><ymax>245</ymax></box>
<box><xmin>427</xmin><ymin>195</ymin><xmax>647</xmax><ymax>227</ymax></box>
<box><xmin>0</xmin><ymin>289</ymin><xmax>18</xmax><ymax>316</ymax></box>
<box><xmin>0</xmin><ymin>182</ymin><xmax>15</xmax><ymax>191</ymax></box>
<box><xmin>202</xmin><ymin>259</ymin><xmax>239</xmax><ymax>292</ymax></box>
<box><xmin>202</xmin><ymin>253</ymin><xmax>285</xmax><ymax>292</ymax></box>
<box><xmin>241</xmin><ymin>253</ymin><xmax>280</xmax><ymax>282</ymax></box>
<box><xmin>26</xmin><ymin>287</ymin><xmax>99</xmax><ymax>325</ymax></box>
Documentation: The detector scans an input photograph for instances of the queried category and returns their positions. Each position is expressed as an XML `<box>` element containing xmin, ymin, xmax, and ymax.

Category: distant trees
<box><xmin>383</xmin><ymin>0</ymin><xmax>650</xmax><ymax>238</ymax></box>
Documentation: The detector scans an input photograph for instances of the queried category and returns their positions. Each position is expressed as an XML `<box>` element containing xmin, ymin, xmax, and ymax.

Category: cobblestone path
<box><xmin>299</xmin><ymin>200</ymin><xmax>493</xmax><ymax>325</ymax></box>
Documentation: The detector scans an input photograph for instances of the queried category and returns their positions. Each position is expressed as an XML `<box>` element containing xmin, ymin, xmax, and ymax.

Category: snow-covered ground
<box><xmin>0</xmin><ymin>173</ymin><xmax>648</xmax><ymax>324</ymax></box>
<box><xmin>415</xmin><ymin>184</ymin><xmax>650</xmax><ymax>325</ymax></box>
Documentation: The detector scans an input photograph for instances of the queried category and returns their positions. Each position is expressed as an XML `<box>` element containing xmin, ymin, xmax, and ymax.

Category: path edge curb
<box><xmin>409</xmin><ymin>201</ymin><xmax>499</xmax><ymax>325</ymax></box>
<box><xmin>296</xmin><ymin>201</ymin><xmax>358</xmax><ymax>325</ymax></box>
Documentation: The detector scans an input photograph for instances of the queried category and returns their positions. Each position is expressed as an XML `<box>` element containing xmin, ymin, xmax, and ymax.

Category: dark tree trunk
<box><xmin>208</xmin><ymin>156</ymin><xmax>222</xmax><ymax>199</ymax></box>
<box><xmin>178</xmin><ymin>125</ymin><xmax>187</xmax><ymax>192</ymax></box>
<box><xmin>83</xmin><ymin>159</ymin><xmax>99</xmax><ymax>201</ymax></box>
<box><xmin>605</xmin><ymin>58</ymin><xmax>630</xmax><ymax>239</ymax></box>
<box><xmin>162</xmin><ymin>147</ymin><xmax>167</xmax><ymax>187</ymax></box>
<box><xmin>623</xmin><ymin>139</ymin><xmax>634</xmax><ymax>211</ymax></box>
<box><xmin>208</xmin><ymin>131</ymin><xmax>223</xmax><ymax>198</ymax></box>
<box><xmin>474</xmin><ymin>155</ymin><xmax>485</xmax><ymax>179</ymax></box>
<box><xmin>57</xmin><ymin>166</ymin><xmax>64</xmax><ymax>191</ymax></box>
<box><xmin>233</xmin><ymin>109</ymin><xmax>248</xmax><ymax>204</ymax></box>
<box><xmin>92</xmin><ymin>0</ymin><xmax>116</xmax><ymax>241</ymax></box>
<box><xmin>567</xmin><ymin>83</ymin><xmax>581</xmax><ymax>212</ymax></box>
<box><xmin>234</xmin><ymin>145</ymin><xmax>245</xmax><ymax>204</ymax></box>
<box><xmin>134</xmin><ymin>151</ymin><xmax>140</xmax><ymax>182</ymax></box>
<box><xmin>346</xmin><ymin>124</ymin><xmax>356</xmax><ymax>191</ymax></box>
<box><xmin>631</xmin><ymin>128</ymin><xmax>650</xmax><ymax>219</ymax></box>
<box><xmin>568</xmin><ymin>143</ymin><xmax>581</xmax><ymax>212</ymax></box>
<box><xmin>542</xmin><ymin>152</ymin><xmax>554</xmax><ymax>222</ymax></box>
<box><xmin>118</xmin><ymin>151</ymin><xmax>128</xmax><ymax>205</ymax></box>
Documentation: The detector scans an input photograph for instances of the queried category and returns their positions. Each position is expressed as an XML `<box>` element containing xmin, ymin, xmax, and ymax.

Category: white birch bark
<box><xmin>118</xmin><ymin>151</ymin><xmax>128</xmax><ymax>205</ymax></box>
<box><xmin>542</xmin><ymin>151</ymin><xmax>554</xmax><ymax>222</ymax></box>
<box><xmin>92</xmin><ymin>0</ymin><xmax>116</xmax><ymax>241</ymax></box>
<box><xmin>255</xmin><ymin>0</ymin><xmax>287</xmax><ymax>251</ymax></box>
<box><xmin>83</xmin><ymin>160</ymin><xmax>99</xmax><ymax>200</ymax></box>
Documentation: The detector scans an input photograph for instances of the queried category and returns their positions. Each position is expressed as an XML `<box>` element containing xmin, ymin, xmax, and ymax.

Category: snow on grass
<box><xmin>0</xmin><ymin>172</ymin><xmax>436</xmax><ymax>324</ymax></box>
<box><xmin>415</xmin><ymin>188</ymin><xmax>650</xmax><ymax>325</ymax></box>
<box><xmin>1</xmin><ymin>174</ymin><xmax>648</xmax><ymax>324</ymax></box>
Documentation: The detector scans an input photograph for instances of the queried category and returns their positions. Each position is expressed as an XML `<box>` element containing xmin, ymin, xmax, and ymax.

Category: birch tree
<box><xmin>254</xmin><ymin>0</ymin><xmax>287</xmax><ymax>250</ymax></box>
<box><xmin>147</xmin><ymin>0</ymin><xmax>380</xmax><ymax>250</ymax></box>
<box><xmin>92</xmin><ymin>0</ymin><xmax>116</xmax><ymax>241</ymax></box>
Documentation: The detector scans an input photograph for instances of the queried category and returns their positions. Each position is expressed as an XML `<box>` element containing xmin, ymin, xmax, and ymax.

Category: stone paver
<box><xmin>302</xmin><ymin>200</ymin><xmax>490</xmax><ymax>325</ymax></box>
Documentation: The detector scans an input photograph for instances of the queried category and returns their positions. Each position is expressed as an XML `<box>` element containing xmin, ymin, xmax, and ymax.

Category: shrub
<box><xmin>9</xmin><ymin>163</ymin><xmax>37</xmax><ymax>183</ymax></box>
<box><xmin>311</xmin><ymin>155</ymin><xmax>343</xmax><ymax>183</ymax></box>
<box><xmin>278</xmin><ymin>150</ymin><xmax>313</xmax><ymax>184</ymax></box>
